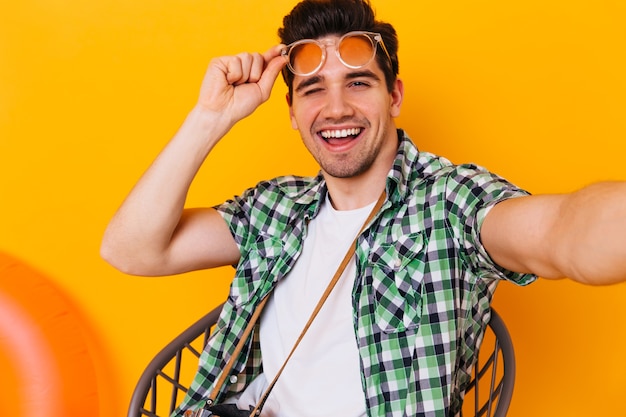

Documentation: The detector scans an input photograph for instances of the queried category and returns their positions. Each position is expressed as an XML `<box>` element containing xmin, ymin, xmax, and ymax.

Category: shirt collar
<box><xmin>276</xmin><ymin>173</ymin><xmax>327</xmax><ymax>220</ymax></box>
<box><xmin>385</xmin><ymin>129</ymin><xmax>420</xmax><ymax>206</ymax></box>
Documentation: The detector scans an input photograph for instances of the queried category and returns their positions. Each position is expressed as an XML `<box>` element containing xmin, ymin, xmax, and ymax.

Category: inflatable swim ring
<box><xmin>0</xmin><ymin>252</ymin><xmax>99</xmax><ymax>417</ymax></box>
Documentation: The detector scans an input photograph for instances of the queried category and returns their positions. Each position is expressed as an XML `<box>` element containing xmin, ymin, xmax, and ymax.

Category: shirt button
<box><xmin>394</xmin><ymin>258</ymin><xmax>402</xmax><ymax>268</ymax></box>
<box><xmin>229</xmin><ymin>375</ymin><xmax>238</xmax><ymax>384</ymax></box>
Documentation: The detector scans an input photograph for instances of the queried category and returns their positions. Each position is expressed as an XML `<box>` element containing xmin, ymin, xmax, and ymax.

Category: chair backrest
<box><xmin>128</xmin><ymin>306</ymin><xmax>515</xmax><ymax>417</ymax></box>
<box><xmin>460</xmin><ymin>309</ymin><xmax>516</xmax><ymax>417</ymax></box>
<box><xmin>128</xmin><ymin>303</ymin><xmax>224</xmax><ymax>417</ymax></box>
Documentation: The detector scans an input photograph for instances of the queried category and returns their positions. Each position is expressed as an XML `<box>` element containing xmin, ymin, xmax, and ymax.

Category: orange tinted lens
<box><xmin>290</xmin><ymin>42</ymin><xmax>323</xmax><ymax>74</ymax></box>
<box><xmin>338</xmin><ymin>34</ymin><xmax>374</xmax><ymax>67</ymax></box>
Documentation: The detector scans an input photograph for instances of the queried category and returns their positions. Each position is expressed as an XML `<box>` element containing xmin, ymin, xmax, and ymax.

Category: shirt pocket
<box><xmin>229</xmin><ymin>232</ymin><xmax>284</xmax><ymax>307</ymax></box>
<box><xmin>368</xmin><ymin>232</ymin><xmax>426</xmax><ymax>333</ymax></box>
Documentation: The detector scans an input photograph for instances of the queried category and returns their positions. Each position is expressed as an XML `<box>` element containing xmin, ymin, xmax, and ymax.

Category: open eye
<box><xmin>351</xmin><ymin>80</ymin><xmax>369</xmax><ymax>87</ymax></box>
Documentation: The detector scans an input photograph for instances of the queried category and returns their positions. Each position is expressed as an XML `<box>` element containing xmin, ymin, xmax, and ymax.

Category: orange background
<box><xmin>1</xmin><ymin>1</ymin><xmax>625</xmax><ymax>416</ymax></box>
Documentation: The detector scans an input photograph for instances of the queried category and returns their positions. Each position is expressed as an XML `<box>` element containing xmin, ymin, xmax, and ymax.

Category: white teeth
<box><xmin>320</xmin><ymin>128</ymin><xmax>361</xmax><ymax>139</ymax></box>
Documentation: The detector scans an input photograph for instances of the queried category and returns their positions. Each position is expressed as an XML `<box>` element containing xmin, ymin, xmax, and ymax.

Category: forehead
<box><xmin>312</xmin><ymin>33</ymin><xmax>343</xmax><ymax>44</ymax></box>
<box><xmin>302</xmin><ymin>32</ymin><xmax>371</xmax><ymax>46</ymax></box>
<box><xmin>288</xmin><ymin>33</ymin><xmax>344</xmax><ymax>52</ymax></box>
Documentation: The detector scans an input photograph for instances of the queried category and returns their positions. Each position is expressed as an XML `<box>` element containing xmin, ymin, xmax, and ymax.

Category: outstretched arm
<box><xmin>101</xmin><ymin>46</ymin><xmax>287</xmax><ymax>276</ymax></box>
<box><xmin>482</xmin><ymin>181</ymin><xmax>626</xmax><ymax>285</ymax></box>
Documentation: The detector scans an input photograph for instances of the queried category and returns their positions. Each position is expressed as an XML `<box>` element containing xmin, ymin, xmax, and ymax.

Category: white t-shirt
<box><xmin>235</xmin><ymin>196</ymin><xmax>374</xmax><ymax>417</ymax></box>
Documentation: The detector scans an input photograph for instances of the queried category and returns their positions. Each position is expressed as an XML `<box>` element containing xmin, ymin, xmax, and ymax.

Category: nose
<box><xmin>320</xmin><ymin>86</ymin><xmax>355</xmax><ymax>121</ymax></box>
<box><xmin>314</xmin><ymin>44</ymin><xmax>357</xmax><ymax>120</ymax></box>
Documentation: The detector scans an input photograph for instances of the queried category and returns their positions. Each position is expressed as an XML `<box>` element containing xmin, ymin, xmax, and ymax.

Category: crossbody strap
<box><xmin>206</xmin><ymin>295</ymin><xmax>270</xmax><ymax>405</ymax></box>
<box><xmin>204</xmin><ymin>190</ymin><xmax>386</xmax><ymax>415</ymax></box>
<box><xmin>250</xmin><ymin>190</ymin><xmax>386</xmax><ymax>416</ymax></box>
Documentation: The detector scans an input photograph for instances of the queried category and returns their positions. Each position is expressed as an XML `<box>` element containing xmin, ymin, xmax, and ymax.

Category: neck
<box><xmin>323</xmin><ymin>147</ymin><xmax>395</xmax><ymax>211</ymax></box>
<box><xmin>325</xmin><ymin>175</ymin><xmax>387</xmax><ymax>211</ymax></box>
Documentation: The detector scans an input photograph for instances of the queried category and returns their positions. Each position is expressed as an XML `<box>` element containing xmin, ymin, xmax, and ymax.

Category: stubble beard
<box><xmin>315</xmin><ymin>127</ymin><xmax>387</xmax><ymax>179</ymax></box>
<box><xmin>305</xmin><ymin>117</ymin><xmax>391</xmax><ymax>179</ymax></box>
<box><xmin>319</xmin><ymin>146</ymin><xmax>379</xmax><ymax>179</ymax></box>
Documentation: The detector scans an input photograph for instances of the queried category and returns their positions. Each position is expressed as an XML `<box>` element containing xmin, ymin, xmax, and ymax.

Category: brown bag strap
<box><xmin>207</xmin><ymin>295</ymin><xmax>270</xmax><ymax>404</ymax></box>
<box><xmin>250</xmin><ymin>190</ymin><xmax>386</xmax><ymax>416</ymax></box>
<box><xmin>205</xmin><ymin>190</ymin><xmax>386</xmax><ymax>414</ymax></box>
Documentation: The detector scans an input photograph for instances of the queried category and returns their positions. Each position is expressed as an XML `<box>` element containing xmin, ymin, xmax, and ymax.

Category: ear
<box><xmin>389</xmin><ymin>78</ymin><xmax>404</xmax><ymax>118</ymax></box>
<box><xmin>286</xmin><ymin>93</ymin><xmax>298</xmax><ymax>130</ymax></box>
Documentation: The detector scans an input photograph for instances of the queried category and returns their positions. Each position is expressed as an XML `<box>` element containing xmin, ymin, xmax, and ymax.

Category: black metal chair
<box><xmin>128</xmin><ymin>306</ymin><xmax>515</xmax><ymax>417</ymax></box>
<box><xmin>460</xmin><ymin>309</ymin><xmax>516</xmax><ymax>417</ymax></box>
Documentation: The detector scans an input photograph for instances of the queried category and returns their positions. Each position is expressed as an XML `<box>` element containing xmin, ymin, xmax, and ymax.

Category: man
<box><xmin>101</xmin><ymin>0</ymin><xmax>626</xmax><ymax>416</ymax></box>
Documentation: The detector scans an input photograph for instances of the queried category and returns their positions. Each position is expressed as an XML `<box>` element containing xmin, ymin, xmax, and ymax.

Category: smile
<box><xmin>320</xmin><ymin>128</ymin><xmax>362</xmax><ymax>140</ymax></box>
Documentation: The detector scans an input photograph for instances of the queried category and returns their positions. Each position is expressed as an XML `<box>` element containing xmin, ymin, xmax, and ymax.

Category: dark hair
<box><xmin>278</xmin><ymin>0</ymin><xmax>399</xmax><ymax>98</ymax></box>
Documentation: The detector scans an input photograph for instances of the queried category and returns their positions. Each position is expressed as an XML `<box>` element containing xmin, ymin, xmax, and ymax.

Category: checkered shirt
<box><xmin>173</xmin><ymin>129</ymin><xmax>536</xmax><ymax>417</ymax></box>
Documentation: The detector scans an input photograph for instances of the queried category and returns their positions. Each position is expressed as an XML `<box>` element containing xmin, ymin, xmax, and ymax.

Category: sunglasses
<box><xmin>281</xmin><ymin>31</ymin><xmax>392</xmax><ymax>77</ymax></box>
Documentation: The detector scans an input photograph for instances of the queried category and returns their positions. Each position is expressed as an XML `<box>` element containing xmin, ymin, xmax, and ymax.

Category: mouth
<box><xmin>319</xmin><ymin>128</ymin><xmax>363</xmax><ymax>145</ymax></box>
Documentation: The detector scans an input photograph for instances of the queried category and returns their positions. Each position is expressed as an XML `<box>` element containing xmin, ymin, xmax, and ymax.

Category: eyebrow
<box><xmin>295</xmin><ymin>75</ymin><xmax>323</xmax><ymax>94</ymax></box>
<box><xmin>294</xmin><ymin>69</ymin><xmax>383</xmax><ymax>94</ymax></box>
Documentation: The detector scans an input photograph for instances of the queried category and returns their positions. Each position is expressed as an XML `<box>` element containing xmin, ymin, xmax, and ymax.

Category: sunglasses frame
<box><xmin>281</xmin><ymin>31</ymin><xmax>392</xmax><ymax>77</ymax></box>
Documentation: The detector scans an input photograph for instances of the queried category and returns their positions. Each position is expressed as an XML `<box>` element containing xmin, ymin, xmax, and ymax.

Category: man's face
<box><xmin>287</xmin><ymin>34</ymin><xmax>403</xmax><ymax>180</ymax></box>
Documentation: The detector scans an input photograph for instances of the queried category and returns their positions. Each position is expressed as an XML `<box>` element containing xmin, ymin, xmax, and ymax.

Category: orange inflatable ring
<box><xmin>0</xmin><ymin>252</ymin><xmax>99</xmax><ymax>417</ymax></box>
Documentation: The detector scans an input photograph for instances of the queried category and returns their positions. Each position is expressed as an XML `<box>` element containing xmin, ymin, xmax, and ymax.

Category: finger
<box><xmin>247</xmin><ymin>52</ymin><xmax>266</xmax><ymax>85</ymax></box>
<box><xmin>222</xmin><ymin>56</ymin><xmax>244</xmax><ymax>86</ymax></box>
<box><xmin>229</xmin><ymin>53</ymin><xmax>256</xmax><ymax>86</ymax></box>
<box><xmin>257</xmin><ymin>45</ymin><xmax>288</xmax><ymax>96</ymax></box>
<box><xmin>262</xmin><ymin>44</ymin><xmax>286</xmax><ymax>63</ymax></box>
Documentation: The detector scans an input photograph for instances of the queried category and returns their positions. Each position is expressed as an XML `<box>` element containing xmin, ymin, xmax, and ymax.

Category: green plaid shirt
<box><xmin>174</xmin><ymin>130</ymin><xmax>535</xmax><ymax>417</ymax></box>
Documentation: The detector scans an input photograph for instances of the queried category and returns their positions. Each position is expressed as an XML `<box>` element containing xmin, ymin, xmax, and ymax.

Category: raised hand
<box><xmin>196</xmin><ymin>45</ymin><xmax>287</xmax><ymax>128</ymax></box>
<box><xmin>100</xmin><ymin>45</ymin><xmax>287</xmax><ymax>276</ymax></box>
